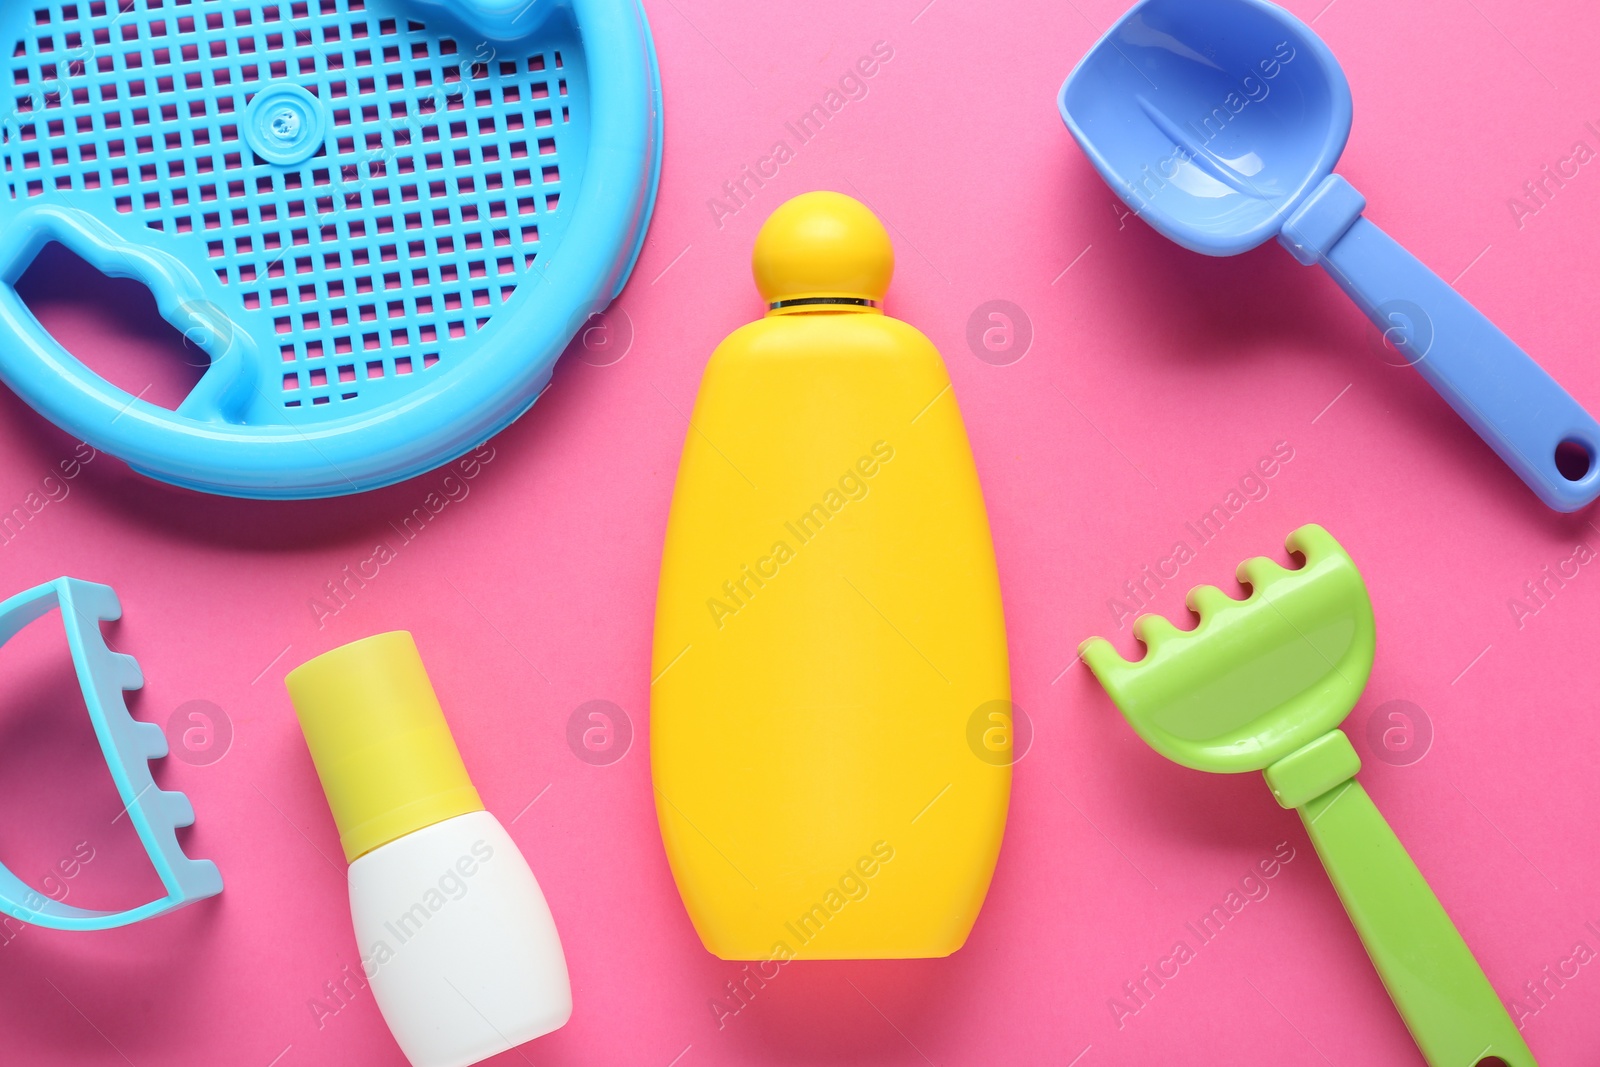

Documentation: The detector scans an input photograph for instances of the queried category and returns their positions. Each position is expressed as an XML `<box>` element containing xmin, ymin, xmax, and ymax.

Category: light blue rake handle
<box><xmin>1282</xmin><ymin>176</ymin><xmax>1600</xmax><ymax>512</ymax></box>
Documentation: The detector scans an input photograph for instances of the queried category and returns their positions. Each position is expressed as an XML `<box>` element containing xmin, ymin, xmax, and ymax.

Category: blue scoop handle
<box><xmin>1281</xmin><ymin>176</ymin><xmax>1600</xmax><ymax>512</ymax></box>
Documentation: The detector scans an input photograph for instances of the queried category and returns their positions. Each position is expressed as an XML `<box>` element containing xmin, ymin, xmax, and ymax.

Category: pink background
<box><xmin>2</xmin><ymin>0</ymin><xmax>1599</xmax><ymax>1063</ymax></box>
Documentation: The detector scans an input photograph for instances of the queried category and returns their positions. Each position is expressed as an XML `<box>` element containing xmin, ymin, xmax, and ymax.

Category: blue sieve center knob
<box><xmin>246</xmin><ymin>84</ymin><xmax>326</xmax><ymax>166</ymax></box>
<box><xmin>270</xmin><ymin>109</ymin><xmax>301</xmax><ymax>141</ymax></box>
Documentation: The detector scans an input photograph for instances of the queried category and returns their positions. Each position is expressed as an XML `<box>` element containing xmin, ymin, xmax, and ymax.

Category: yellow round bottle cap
<box><xmin>285</xmin><ymin>632</ymin><xmax>484</xmax><ymax>863</ymax></box>
<box><xmin>753</xmin><ymin>191</ymin><xmax>893</xmax><ymax>312</ymax></box>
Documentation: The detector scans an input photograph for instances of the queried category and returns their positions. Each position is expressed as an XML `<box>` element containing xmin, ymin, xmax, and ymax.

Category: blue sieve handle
<box><xmin>0</xmin><ymin>205</ymin><xmax>255</xmax><ymax>426</ymax></box>
<box><xmin>1281</xmin><ymin>175</ymin><xmax>1600</xmax><ymax>512</ymax></box>
<box><xmin>414</xmin><ymin>0</ymin><xmax>556</xmax><ymax>39</ymax></box>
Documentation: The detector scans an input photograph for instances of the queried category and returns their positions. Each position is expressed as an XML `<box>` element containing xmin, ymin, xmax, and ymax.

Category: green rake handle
<box><xmin>1296</xmin><ymin>772</ymin><xmax>1534</xmax><ymax>1067</ymax></box>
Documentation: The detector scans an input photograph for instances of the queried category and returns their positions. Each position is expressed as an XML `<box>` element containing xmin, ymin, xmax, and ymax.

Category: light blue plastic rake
<box><xmin>0</xmin><ymin>578</ymin><xmax>221</xmax><ymax>930</ymax></box>
<box><xmin>0</xmin><ymin>0</ymin><xmax>661</xmax><ymax>498</ymax></box>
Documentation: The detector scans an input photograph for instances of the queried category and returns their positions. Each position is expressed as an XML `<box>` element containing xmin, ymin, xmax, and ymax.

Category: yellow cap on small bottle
<box><xmin>286</xmin><ymin>632</ymin><xmax>484</xmax><ymax>863</ymax></box>
<box><xmin>753</xmin><ymin>191</ymin><xmax>893</xmax><ymax>313</ymax></box>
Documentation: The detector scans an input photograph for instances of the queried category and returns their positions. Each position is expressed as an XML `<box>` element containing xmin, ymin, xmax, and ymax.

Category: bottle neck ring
<box><xmin>767</xmin><ymin>297</ymin><xmax>879</xmax><ymax>311</ymax></box>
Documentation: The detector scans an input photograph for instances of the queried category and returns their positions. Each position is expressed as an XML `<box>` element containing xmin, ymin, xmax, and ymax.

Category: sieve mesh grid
<box><xmin>2</xmin><ymin>0</ymin><xmax>579</xmax><ymax>416</ymax></box>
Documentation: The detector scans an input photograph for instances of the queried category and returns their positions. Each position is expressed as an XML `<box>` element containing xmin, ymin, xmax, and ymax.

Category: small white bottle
<box><xmin>287</xmin><ymin>632</ymin><xmax>571</xmax><ymax>1067</ymax></box>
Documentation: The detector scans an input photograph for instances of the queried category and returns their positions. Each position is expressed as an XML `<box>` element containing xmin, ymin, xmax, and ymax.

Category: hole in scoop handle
<box><xmin>1284</xmin><ymin>177</ymin><xmax>1600</xmax><ymax>512</ymax></box>
<box><xmin>1296</xmin><ymin>780</ymin><xmax>1537</xmax><ymax>1067</ymax></box>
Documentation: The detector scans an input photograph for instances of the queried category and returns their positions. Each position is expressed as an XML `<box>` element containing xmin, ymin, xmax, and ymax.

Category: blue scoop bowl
<box><xmin>1060</xmin><ymin>0</ymin><xmax>1600</xmax><ymax>512</ymax></box>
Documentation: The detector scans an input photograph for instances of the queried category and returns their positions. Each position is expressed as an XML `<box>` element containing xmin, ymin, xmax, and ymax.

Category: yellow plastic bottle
<box><xmin>651</xmin><ymin>191</ymin><xmax>1011</xmax><ymax>961</ymax></box>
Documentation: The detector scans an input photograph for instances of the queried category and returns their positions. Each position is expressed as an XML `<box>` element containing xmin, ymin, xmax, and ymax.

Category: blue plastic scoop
<box><xmin>1059</xmin><ymin>0</ymin><xmax>1600</xmax><ymax>512</ymax></box>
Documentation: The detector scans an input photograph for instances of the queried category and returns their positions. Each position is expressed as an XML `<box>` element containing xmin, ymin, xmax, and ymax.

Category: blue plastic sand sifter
<box><xmin>0</xmin><ymin>0</ymin><xmax>661</xmax><ymax>499</ymax></box>
<box><xmin>1059</xmin><ymin>0</ymin><xmax>1600</xmax><ymax>512</ymax></box>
